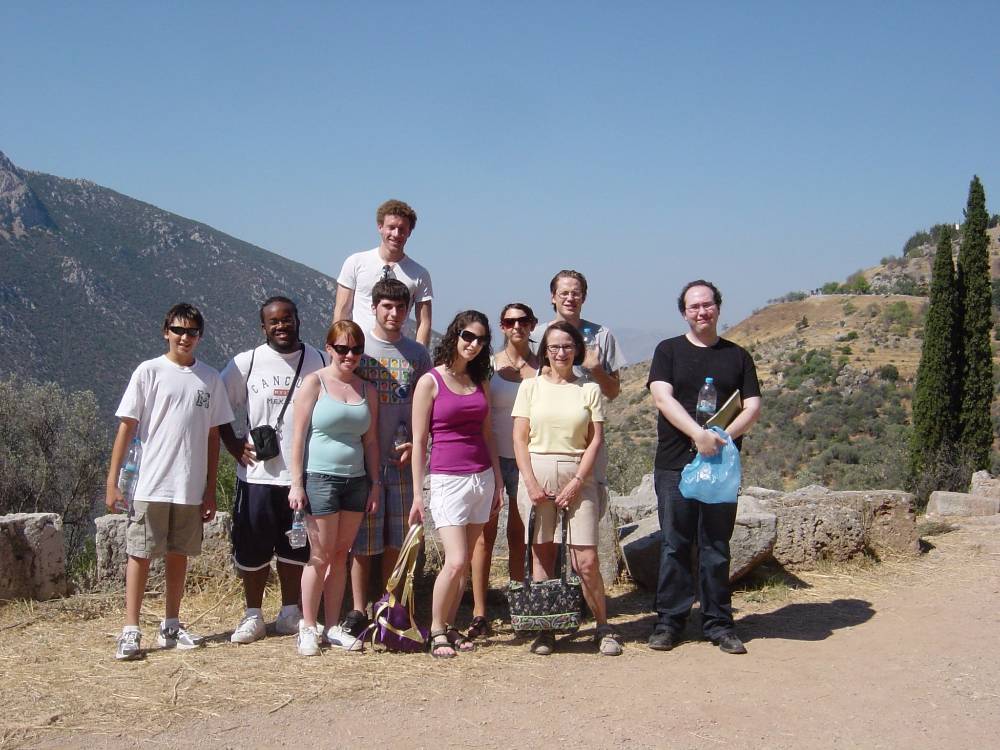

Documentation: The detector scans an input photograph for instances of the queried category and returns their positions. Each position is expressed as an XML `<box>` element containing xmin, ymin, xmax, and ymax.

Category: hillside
<box><xmin>1</xmin><ymin>150</ymin><xmax>339</xmax><ymax>417</ymax></box>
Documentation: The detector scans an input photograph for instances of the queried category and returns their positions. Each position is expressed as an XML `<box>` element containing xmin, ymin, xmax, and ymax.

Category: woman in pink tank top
<box><xmin>410</xmin><ymin>310</ymin><xmax>503</xmax><ymax>658</ymax></box>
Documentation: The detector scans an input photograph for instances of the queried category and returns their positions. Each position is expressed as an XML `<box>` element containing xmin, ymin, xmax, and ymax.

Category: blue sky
<box><xmin>4</xmin><ymin>1</ymin><xmax>999</xmax><ymax>350</ymax></box>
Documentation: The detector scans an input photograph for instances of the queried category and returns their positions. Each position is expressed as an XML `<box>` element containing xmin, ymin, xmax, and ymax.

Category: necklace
<box><xmin>504</xmin><ymin>349</ymin><xmax>532</xmax><ymax>370</ymax></box>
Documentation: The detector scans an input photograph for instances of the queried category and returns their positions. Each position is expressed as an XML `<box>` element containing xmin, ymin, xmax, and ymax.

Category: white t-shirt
<box><xmin>337</xmin><ymin>247</ymin><xmax>433</xmax><ymax>335</ymax></box>
<box><xmin>116</xmin><ymin>355</ymin><xmax>234</xmax><ymax>506</ymax></box>
<box><xmin>220</xmin><ymin>344</ymin><xmax>328</xmax><ymax>485</ymax></box>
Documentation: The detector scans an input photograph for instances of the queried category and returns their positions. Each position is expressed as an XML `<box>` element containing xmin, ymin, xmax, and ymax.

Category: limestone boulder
<box><xmin>766</xmin><ymin>503</ymin><xmax>865</xmax><ymax>568</ymax></box>
<box><xmin>608</xmin><ymin>473</ymin><xmax>658</xmax><ymax>527</ymax></box>
<box><xmin>926</xmin><ymin>492</ymin><xmax>1000</xmax><ymax>517</ymax></box>
<box><xmin>969</xmin><ymin>471</ymin><xmax>1000</xmax><ymax>499</ymax></box>
<box><xmin>95</xmin><ymin>511</ymin><xmax>233</xmax><ymax>585</ymax></box>
<box><xmin>0</xmin><ymin>513</ymin><xmax>68</xmax><ymax>601</ymax></box>
<box><xmin>619</xmin><ymin>499</ymin><xmax>777</xmax><ymax>590</ymax></box>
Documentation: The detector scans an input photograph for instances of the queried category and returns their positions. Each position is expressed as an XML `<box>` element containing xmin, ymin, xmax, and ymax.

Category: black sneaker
<box><xmin>710</xmin><ymin>632</ymin><xmax>747</xmax><ymax>654</ymax></box>
<box><xmin>341</xmin><ymin>609</ymin><xmax>369</xmax><ymax>638</ymax></box>
<box><xmin>647</xmin><ymin>628</ymin><xmax>676</xmax><ymax>651</ymax></box>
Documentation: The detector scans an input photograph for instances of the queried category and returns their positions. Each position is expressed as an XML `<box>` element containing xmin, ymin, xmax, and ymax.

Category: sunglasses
<box><xmin>167</xmin><ymin>325</ymin><xmax>201</xmax><ymax>337</ymax></box>
<box><xmin>331</xmin><ymin>344</ymin><xmax>365</xmax><ymax>356</ymax></box>
<box><xmin>459</xmin><ymin>330</ymin><xmax>488</xmax><ymax>346</ymax></box>
<box><xmin>501</xmin><ymin>317</ymin><xmax>534</xmax><ymax>328</ymax></box>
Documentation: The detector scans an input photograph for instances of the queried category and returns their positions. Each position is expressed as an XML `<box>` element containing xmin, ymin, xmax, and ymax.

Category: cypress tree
<box><xmin>956</xmin><ymin>175</ymin><xmax>994</xmax><ymax>470</ymax></box>
<box><xmin>910</xmin><ymin>226</ymin><xmax>959</xmax><ymax>478</ymax></box>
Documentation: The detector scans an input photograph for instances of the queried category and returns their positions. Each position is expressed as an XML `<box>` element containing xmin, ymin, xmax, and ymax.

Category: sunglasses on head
<box><xmin>331</xmin><ymin>344</ymin><xmax>364</xmax><ymax>356</ymax></box>
<box><xmin>459</xmin><ymin>330</ymin><xmax>488</xmax><ymax>345</ymax></box>
<box><xmin>501</xmin><ymin>317</ymin><xmax>534</xmax><ymax>328</ymax></box>
<box><xmin>167</xmin><ymin>325</ymin><xmax>201</xmax><ymax>337</ymax></box>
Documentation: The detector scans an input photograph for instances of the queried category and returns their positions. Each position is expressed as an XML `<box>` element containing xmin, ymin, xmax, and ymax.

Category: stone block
<box><xmin>95</xmin><ymin>511</ymin><xmax>233</xmax><ymax>586</ymax></box>
<box><xmin>608</xmin><ymin>473</ymin><xmax>658</xmax><ymax>527</ymax></box>
<box><xmin>767</xmin><ymin>503</ymin><xmax>865</xmax><ymax>568</ymax></box>
<box><xmin>0</xmin><ymin>513</ymin><xmax>67</xmax><ymax>601</ymax></box>
<box><xmin>926</xmin><ymin>492</ymin><xmax>1000</xmax><ymax>517</ymax></box>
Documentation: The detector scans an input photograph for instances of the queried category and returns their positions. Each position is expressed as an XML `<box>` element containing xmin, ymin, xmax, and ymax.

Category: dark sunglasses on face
<box><xmin>331</xmin><ymin>344</ymin><xmax>365</xmax><ymax>356</ymax></box>
<box><xmin>501</xmin><ymin>317</ymin><xmax>534</xmax><ymax>328</ymax></box>
<box><xmin>167</xmin><ymin>325</ymin><xmax>201</xmax><ymax>337</ymax></box>
<box><xmin>459</xmin><ymin>330</ymin><xmax>488</xmax><ymax>345</ymax></box>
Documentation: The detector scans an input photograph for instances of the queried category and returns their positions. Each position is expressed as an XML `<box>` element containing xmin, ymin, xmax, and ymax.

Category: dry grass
<box><xmin>2</xmin><ymin>525</ymin><xmax>997</xmax><ymax>748</ymax></box>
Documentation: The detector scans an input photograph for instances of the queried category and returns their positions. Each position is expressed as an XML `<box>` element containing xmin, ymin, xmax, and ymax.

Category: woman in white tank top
<box><xmin>468</xmin><ymin>303</ymin><xmax>539</xmax><ymax>640</ymax></box>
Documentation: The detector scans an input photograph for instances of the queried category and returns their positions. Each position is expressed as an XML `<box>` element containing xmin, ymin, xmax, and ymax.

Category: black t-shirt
<box><xmin>646</xmin><ymin>335</ymin><xmax>761</xmax><ymax>470</ymax></box>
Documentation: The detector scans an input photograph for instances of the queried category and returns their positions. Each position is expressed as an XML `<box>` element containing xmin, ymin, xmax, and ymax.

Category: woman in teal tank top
<box><xmin>288</xmin><ymin>321</ymin><xmax>380</xmax><ymax>656</ymax></box>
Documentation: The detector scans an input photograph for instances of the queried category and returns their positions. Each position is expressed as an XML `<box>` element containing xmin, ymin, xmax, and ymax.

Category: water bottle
<box><xmin>581</xmin><ymin>325</ymin><xmax>597</xmax><ymax>349</ymax></box>
<box><xmin>393</xmin><ymin>421</ymin><xmax>410</xmax><ymax>451</ymax></box>
<box><xmin>286</xmin><ymin>510</ymin><xmax>307</xmax><ymax>549</ymax></box>
<box><xmin>696</xmin><ymin>377</ymin><xmax>717</xmax><ymax>426</ymax></box>
<box><xmin>117</xmin><ymin>438</ymin><xmax>142</xmax><ymax>512</ymax></box>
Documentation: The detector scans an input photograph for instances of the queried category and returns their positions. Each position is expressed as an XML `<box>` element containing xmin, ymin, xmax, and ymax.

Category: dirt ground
<box><xmin>2</xmin><ymin>520</ymin><xmax>999</xmax><ymax>749</ymax></box>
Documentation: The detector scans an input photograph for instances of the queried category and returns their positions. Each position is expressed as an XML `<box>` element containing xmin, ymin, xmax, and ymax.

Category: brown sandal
<box><xmin>467</xmin><ymin>616</ymin><xmax>491</xmax><ymax>640</ymax></box>
<box><xmin>429</xmin><ymin>630</ymin><xmax>456</xmax><ymax>659</ymax></box>
<box><xmin>446</xmin><ymin>626</ymin><xmax>475</xmax><ymax>653</ymax></box>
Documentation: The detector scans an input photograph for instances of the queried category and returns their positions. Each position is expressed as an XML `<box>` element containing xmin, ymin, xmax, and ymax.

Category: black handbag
<box><xmin>506</xmin><ymin>509</ymin><xmax>583</xmax><ymax>632</ymax></box>
<box><xmin>246</xmin><ymin>344</ymin><xmax>306</xmax><ymax>461</ymax></box>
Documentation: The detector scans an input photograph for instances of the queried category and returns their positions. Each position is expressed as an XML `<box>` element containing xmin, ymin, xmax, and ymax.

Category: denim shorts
<box><xmin>305</xmin><ymin>473</ymin><xmax>369</xmax><ymax>516</ymax></box>
<box><xmin>498</xmin><ymin>456</ymin><xmax>519</xmax><ymax>501</ymax></box>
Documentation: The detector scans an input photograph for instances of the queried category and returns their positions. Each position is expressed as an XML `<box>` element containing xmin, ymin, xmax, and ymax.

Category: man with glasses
<box><xmin>539</xmin><ymin>269</ymin><xmax>627</xmax><ymax>501</ymax></box>
<box><xmin>339</xmin><ymin>278</ymin><xmax>432</xmax><ymax>643</ymax></box>
<box><xmin>646</xmin><ymin>280</ymin><xmax>761</xmax><ymax>655</ymax></box>
<box><xmin>334</xmin><ymin>199</ymin><xmax>433</xmax><ymax>347</ymax></box>
<box><xmin>219</xmin><ymin>297</ymin><xmax>328</xmax><ymax>644</ymax></box>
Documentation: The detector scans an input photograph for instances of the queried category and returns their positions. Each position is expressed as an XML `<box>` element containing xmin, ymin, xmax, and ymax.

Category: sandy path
<box><xmin>22</xmin><ymin>522</ymin><xmax>1000</xmax><ymax>749</ymax></box>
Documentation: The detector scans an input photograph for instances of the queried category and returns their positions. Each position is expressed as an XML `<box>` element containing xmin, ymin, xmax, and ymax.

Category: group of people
<box><xmin>105</xmin><ymin>199</ymin><xmax>761</xmax><ymax>663</ymax></box>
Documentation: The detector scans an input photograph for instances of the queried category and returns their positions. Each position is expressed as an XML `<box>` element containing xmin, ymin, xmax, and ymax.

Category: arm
<box><xmin>580</xmin><ymin>345</ymin><xmax>620</xmax><ymax>399</ymax></box>
<box><xmin>362</xmin><ymin>387</ymin><xmax>381</xmax><ymax>513</ymax></box>
<box><xmin>287</xmin><ymin>374</ymin><xmax>321</xmax><ymax>511</ymax></box>
<box><xmin>513</xmin><ymin>416</ymin><xmax>549</xmax><ymax>506</ymax></box>
<box><xmin>414</xmin><ymin>299</ymin><xmax>432</xmax><ymax>348</ymax></box>
<box><xmin>219</xmin><ymin>422</ymin><xmax>256</xmax><ymax>467</ymax></box>
<box><xmin>649</xmin><ymin>380</ymin><xmax>726</xmax><ymax>457</ymax></box>
<box><xmin>202</xmin><ymin>426</ymin><xmax>221</xmax><ymax>522</ymax></box>
<box><xmin>333</xmin><ymin>283</ymin><xmax>355</xmax><ymax>324</ymax></box>
<box><xmin>481</xmin><ymin>382</ymin><xmax>504</xmax><ymax>515</ymax></box>
<box><xmin>725</xmin><ymin>395</ymin><xmax>761</xmax><ymax>440</ymax></box>
<box><xmin>407</xmin><ymin>373</ymin><xmax>436</xmax><ymax>525</ymax></box>
<box><xmin>554</xmin><ymin>421</ymin><xmax>604</xmax><ymax>509</ymax></box>
<box><xmin>105</xmin><ymin>418</ymin><xmax>138</xmax><ymax>512</ymax></box>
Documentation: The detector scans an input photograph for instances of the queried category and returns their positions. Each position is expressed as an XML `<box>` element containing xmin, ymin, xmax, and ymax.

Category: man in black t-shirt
<box><xmin>645</xmin><ymin>280</ymin><xmax>762</xmax><ymax>655</ymax></box>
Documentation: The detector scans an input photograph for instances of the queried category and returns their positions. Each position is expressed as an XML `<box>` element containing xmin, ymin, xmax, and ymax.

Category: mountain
<box><xmin>1</xmin><ymin>150</ymin><xmax>339</xmax><ymax>418</ymax></box>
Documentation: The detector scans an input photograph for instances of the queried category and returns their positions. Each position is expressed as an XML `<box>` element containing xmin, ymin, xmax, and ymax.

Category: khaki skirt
<box><xmin>516</xmin><ymin>453</ymin><xmax>601</xmax><ymax>546</ymax></box>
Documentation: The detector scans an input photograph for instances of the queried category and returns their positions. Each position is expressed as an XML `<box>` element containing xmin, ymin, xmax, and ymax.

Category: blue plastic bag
<box><xmin>679</xmin><ymin>426</ymin><xmax>741</xmax><ymax>504</ymax></box>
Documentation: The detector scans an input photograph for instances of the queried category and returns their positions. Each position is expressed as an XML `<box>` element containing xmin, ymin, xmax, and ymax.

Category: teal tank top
<box><xmin>306</xmin><ymin>379</ymin><xmax>371</xmax><ymax>477</ymax></box>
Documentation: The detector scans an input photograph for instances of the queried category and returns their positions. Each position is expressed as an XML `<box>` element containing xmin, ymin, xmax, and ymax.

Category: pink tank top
<box><xmin>428</xmin><ymin>368</ymin><xmax>491</xmax><ymax>474</ymax></box>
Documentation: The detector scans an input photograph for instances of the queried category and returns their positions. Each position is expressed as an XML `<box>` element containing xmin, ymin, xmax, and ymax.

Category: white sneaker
<box><xmin>157</xmin><ymin>625</ymin><xmax>204</xmax><ymax>650</ymax></box>
<box><xmin>230</xmin><ymin>614</ymin><xmax>266</xmax><ymax>644</ymax></box>
<box><xmin>297</xmin><ymin>623</ymin><xmax>321</xmax><ymax>656</ymax></box>
<box><xmin>115</xmin><ymin>630</ymin><xmax>142</xmax><ymax>661</ymax></box>
<box><xmin>325</xmin><ymin>624</ymin><xmax>363</xmax><ymax>652</ymax></box>
<box><xmin>275</xmin><ymin>607</ymin><xmax>302</xmax><ymax>635</ymax></box>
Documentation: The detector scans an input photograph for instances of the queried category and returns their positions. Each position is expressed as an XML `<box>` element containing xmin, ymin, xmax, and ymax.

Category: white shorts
<box><xmin>429</xmin><ymin>468</ymin><xmax>495</xmax><ymax>528</ymax></box>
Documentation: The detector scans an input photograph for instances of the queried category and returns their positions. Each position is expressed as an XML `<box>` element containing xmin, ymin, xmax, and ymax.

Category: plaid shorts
<box><xmin>352</xmin><ymin>463</ymin><xmax>413</xmax><ymax>556</ymax></box>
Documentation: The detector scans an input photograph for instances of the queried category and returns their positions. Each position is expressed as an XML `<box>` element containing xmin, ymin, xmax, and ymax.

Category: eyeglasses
<box><xmin>546</xmin><ymin>344</ymin><xmax>576</xmax><ymax>353</ymax></box>
<box><xmin>167</xmin><ymin>325</ymin><xmax>201</xmax><ymax>337</ymax></box>
<box><xmin>331</xmin><ymin>344</ymin><xmax>364</xmax><ymax>356</ymax></box>
<box><xmin>685</xmin><ymin>303</ymin><xmax>717</xmax><ymax>313</ymax></box>
<box><xmin>556</xmin><ymin>291</ymin><xmax>583</xmax><ymax>300</ymax></box>
<box><xmin>459</xmin><ymin>330</ymin><xmax>488</xmax><ymax>346</ymax></box>
<box><xmin>381</xmin><ymin>264</ymin><xmax>396</xmax><ymax>281</ymax></box>
<box><xmin>501</xmin><ymin>317</ymin><xmax>534</xmax><ymax>328</ymax></box>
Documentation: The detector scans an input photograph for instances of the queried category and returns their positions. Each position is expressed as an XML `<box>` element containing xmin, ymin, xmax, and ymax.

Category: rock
<box><xmin>754</xmin><ymin>485</ymin><xmax>919</xmax><ymax>562</ymax></box>
<box><xmin>969</xmin><ymin>471</ymin><xmax>1000</xmax><ymax>499</ymax></box>
<box><xmin>94</xmin><ymin>512</ymin><xmax>233</xmax><ymax>585</ymax></box>
<box><xmin>0</xmin><ymin>513</ymin><xmax>68</xmax><ymax>601</ymax></box>
<box><xmin>608</xmin><ymin>473</ymin><xmax>658</xmax><ymax>527</ymax></box>
<box><xmin>619</xmin><ymin>500</ymin><xmax>777</xmax><ymax>590</ymax></box>
<box><xmin>926</xmin><ymin>492</ymin><xmax>1000</xmax><ymax>517</ymax></box>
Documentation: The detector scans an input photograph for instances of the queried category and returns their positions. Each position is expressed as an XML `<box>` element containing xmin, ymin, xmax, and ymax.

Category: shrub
<box><xmin>878</xmin><ymin>364</ymin><xmax>900</xmax><ymax>382</ymax></box>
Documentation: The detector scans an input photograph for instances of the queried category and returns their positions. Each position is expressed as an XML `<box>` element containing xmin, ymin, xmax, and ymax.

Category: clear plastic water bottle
<box><xmin>117</xmin><ymin>438</ymin><xmax>142</xmax><ymax>513</ymax></box>
<box><xmin>696</xmin><ymin>377</ymin><xmax>717</xmax><ymax>426</ymax></box>
<box><xmin>581</xmin><ymin>325</ymin><xmax>597</xmax><ymax>349</ymax></box>
<box><xmin>393</xmin><ymin>421</ymin><xmax>410</xmax><ymax>451</ymax></box>
<box><xmin>286</xmin><ymin>510</ymin><xmax>307</xmax><ymax>549</ymax></box>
